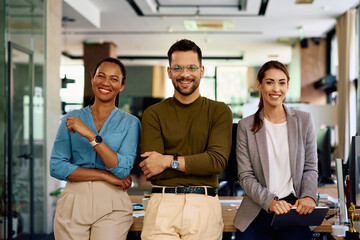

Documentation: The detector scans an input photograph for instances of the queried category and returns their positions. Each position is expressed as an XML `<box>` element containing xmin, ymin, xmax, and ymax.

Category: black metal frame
<box><xmin>61</xmin><ymin>51</ymin><xmax>244</xmax><ymax>61</ymax></box>
<box><xmin>7</xmin><ymin>41</ymin><xmax>34</xmax><ymax>240</ymax></box>
<box><xmin>126</xmin><ymin>0</ymin><xmax>268</xmax><ymax>17</ymax></box>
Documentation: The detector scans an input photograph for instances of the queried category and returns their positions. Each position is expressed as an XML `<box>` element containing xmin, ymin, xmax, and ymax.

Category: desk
<box><xmin>129</xmin><ymin>195</ymin><xmax>333</xmax><ymax>233</ymax></box>
<box><xmin>317</xmin><ymin>184</ymin><xmax>351</xmax><ymax>239</ymax></box>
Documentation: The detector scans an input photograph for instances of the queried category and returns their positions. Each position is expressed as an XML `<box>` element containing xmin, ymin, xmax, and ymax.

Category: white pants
<box><xmin>54</xmin><ymin>181</ymin><xmax>133</xmax><ymax>240</ymax></box>
<box><xmin>141</xmin><ymin>188</ymin><xmax>224</xmax><ymax>240</ymax></box>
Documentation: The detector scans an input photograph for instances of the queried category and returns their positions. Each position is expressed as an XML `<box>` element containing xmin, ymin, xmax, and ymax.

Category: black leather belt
<box><xmin>151</xmin><ymin>186</ymin><xmax>218</xmax><ymax>197</ymax></box>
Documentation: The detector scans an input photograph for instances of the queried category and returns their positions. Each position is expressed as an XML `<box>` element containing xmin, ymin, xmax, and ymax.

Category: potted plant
<box><xmin>0</xmin><ymin>178</ymin><xmax>22</xmax><ymax>239</ymax></box>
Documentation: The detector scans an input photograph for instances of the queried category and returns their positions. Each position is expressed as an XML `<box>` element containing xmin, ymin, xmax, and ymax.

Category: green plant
<box><xmin>0</xmin><ymin>178</ymin><xmax>25</xmax><ymax>217</ymax></box>
<box><xmin>50</xmin><ymin>187</ymin><xmax>63</xmax><ymax>197</ymax></box>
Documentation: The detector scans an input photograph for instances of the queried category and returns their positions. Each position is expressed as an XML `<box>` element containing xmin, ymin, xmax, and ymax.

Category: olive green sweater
<box><xmin>141</xmin><ymin>96</ymin><xmax>233</xmax><ymax>188</ymax></box>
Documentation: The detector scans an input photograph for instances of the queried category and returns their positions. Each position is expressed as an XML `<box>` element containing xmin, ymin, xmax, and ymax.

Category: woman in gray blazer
<box><xmin>234</xmin><ymin>60</ymin><xmax>318</xmax><ymax>240</ymax></box>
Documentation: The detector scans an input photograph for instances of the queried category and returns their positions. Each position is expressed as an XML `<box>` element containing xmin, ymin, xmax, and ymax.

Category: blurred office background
<box><xmin>0</xmin><ymin>0</ymin><xmax>359</xmax><ymax>238</ymax></box>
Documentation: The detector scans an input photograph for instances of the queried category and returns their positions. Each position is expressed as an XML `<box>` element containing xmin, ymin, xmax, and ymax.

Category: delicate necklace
<box><xmin>92</xmin><ymin>114</ymin><xmax>106</xmax><ymax>127</ymax></box>
<box><xmin>91</xmin><ymin>106</ymin><xmax>111</xmax><ymax>128</ymax></box>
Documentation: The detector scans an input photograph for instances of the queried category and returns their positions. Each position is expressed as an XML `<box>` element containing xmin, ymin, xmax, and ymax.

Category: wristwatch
<box><xmin>90</xmin><ymin>135</ymin><xmax>103</xmax><ymax>147</ymax></box>
<box><xmin>170</xmin><ymin>154</ymin><xmax>179</xmax><ymax>170</ymax></box>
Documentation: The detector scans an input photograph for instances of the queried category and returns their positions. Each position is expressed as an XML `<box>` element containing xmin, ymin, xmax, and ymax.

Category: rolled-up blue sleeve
<box><xmin>50</xmin><ymin>107</ymin><xmax>140</xmax><ymax>181</ymax></box>
<box><xmin>105</xmin><ymin>118</ymin><xmax>141</xmax><ymax>179</ymax></box>
<box><xmin>50</xmin><ymin>116</ymin><xmax>79</xmax><ymax>181</ymax></box>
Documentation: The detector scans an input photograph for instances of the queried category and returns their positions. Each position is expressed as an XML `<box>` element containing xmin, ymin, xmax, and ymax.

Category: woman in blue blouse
<box><xmin>50</xmin><ymin>58</ymin><xmax>140</xmax><ymax>240</ymax></box>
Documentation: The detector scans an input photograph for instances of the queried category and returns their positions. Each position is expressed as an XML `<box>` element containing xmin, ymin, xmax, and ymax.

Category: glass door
<box><xmin>7</xmin><ymin>42</ymin><xmax>34</xmax><ymax>240</ymax></box>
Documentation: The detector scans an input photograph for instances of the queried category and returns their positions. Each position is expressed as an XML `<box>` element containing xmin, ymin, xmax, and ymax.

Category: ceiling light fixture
<box><xmin>295</xmin><ymin>0</ymin><xmax>314</xmax><ymax>4</ymax></box>
<box><xmin>184</xmin><ymin>20</ymin><xmax>234</xmax><ymax>31</ymax></box>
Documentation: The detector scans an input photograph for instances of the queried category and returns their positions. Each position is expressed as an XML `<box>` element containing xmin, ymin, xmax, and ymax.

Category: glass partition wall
<box><xmin>357</xmin><ymin>5</ymin><xmax>360</xmax><ymax>135</ymax></box>
<box><xmin>1</xmin><ymin>0</ymin><xmax>47</xmax><ymax>239</ymax></box>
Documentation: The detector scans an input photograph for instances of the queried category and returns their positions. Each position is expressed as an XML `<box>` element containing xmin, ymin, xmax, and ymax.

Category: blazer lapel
<box><xmin>285</xmin><ymin>105</ymin><xmax>298</xmax><ymax>184</ymax></box>
<box><xmin>255</xmin><ymin>110</ymin><xmax>270</xmax><ymax>187</ymax></box>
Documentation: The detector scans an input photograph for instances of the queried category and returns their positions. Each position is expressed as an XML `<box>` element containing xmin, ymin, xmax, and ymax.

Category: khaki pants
<box><xmin>141</xmin><ymin>188</ymin><xmax>224</xmax><ymax>240</ymax></box>
<box><xmin>54</xmin><ymin>181</ymin><xmax>133</xmax><ymax>240</ymax></box>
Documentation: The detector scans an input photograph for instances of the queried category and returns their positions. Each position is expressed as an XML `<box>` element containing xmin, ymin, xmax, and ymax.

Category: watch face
<box><xmin>95</xmin><ymin>135</ymin><xmax>103</xmax><ymax>144</ymax></box>
<box><xmin>171</xmin><ymin>160</ymin><xmax>179</xmax><ymax>169</ymax></box>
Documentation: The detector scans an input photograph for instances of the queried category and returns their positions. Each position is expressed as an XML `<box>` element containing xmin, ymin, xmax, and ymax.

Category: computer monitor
<box><xmin>348</xmin><ymin>136</ymin><xmax>360</xmax><ymax>205</ymax></box>
<box><xmin>317</xmin><ymin>127</ymin><xmax>334</xmax><ymax>185</ymax></box>
<box><xmin>335</xmin><ymin>158</ymin><xmax>348</xmax><ymax>223</ymax></box>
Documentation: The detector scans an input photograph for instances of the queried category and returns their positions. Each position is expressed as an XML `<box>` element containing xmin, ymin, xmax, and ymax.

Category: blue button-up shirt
<box><xmin>50</xmin><ymin>106</ymin><xmax>140</xmax><ymax>181</ymax></box>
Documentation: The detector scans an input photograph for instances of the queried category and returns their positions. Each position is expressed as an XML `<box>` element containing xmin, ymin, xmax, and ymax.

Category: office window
<box><xmin>330</xmin><ymin>35</ymin><xmax>338</xmax><ymax>77</ymax></box>
<box><xmin>59</xmin><ymin>65</ymin><xmax>84</xmax><ymax>113</ymax></box>
<box><xmin>216</xmin><ymin>66</ymin><xmax>248</xmax><ymax>104</ymax></box>
<box><xmin>200</xmin><ymin>77</ymin><xmax>216</xmax><ymax>100</ymax></box>
<box><xmin>200</xmin><ymin>65</ymin><xmax>216</xmax><ymax>100</ymax></box>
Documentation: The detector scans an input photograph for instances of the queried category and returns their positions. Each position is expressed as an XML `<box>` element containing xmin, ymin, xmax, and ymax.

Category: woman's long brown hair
<box><xmin>251</xmin><ymin>60</ymin><xmax>290</xmax><ymax>133</ymax></box>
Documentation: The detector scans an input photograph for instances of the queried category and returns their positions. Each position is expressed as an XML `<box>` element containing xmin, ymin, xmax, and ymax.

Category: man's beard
<box><xmin>173</xmin><ymin>78</ymin><xmax>199</xmax><ymax>96</ymax></box>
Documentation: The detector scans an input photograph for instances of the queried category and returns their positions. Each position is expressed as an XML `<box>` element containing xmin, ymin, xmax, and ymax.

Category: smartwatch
<box><xmin>90</xmin><ymin>135</ymin><xmax>102</xmax><ymax>147</ymax></box>
<box><xmin>170</xmin><ymin>154</ymin><xmax>179</xmax><ymax>170</ymax></box>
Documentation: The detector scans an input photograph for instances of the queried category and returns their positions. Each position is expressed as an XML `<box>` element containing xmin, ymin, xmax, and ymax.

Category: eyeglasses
<box><xmin>170</xmin><ymin>65</ymin><xmax>200</xmax><ymax>73</ymax></box>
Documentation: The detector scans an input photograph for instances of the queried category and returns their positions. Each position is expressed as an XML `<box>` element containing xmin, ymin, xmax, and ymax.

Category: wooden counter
<box><xmin>129</xmin><ymin>195</ymin><xmax>333</xmax><ymax>233</ymax></box>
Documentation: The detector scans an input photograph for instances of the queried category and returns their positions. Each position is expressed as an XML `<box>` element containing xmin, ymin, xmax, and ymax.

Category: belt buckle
<box><xmin>174</xmin><ymin>187</ymin><xmax>178</xmax><ymax>194</ymax></box>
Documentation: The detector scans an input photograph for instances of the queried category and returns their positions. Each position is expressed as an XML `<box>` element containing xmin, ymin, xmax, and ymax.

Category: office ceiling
<box><xmin>61</xmin><ymin>0</ymin><xmax>359</xmax><ymax>67</ymax></box>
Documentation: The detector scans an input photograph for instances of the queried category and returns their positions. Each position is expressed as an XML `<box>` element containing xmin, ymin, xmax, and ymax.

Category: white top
<box><xmin>264</xmin><ymin>118</ymin><xmax>295</xmax><ymax>199</ymax></box>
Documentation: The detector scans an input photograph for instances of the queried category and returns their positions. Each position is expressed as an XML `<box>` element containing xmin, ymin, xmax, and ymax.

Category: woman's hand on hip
<box><xmin>293</xmin><ymin>197</ymin><xmax>316</xmax><ymax>215</ymax></box>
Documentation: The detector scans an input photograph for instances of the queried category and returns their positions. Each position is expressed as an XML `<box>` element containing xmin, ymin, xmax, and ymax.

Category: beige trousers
<box><xmin>54</xmin><ymin>181</ymin><xmax>133</xmax><ymax>240</ymax></box>
<box><xmin>141</xmin><ymin>188</ymin><xmax>224</xmax><ymax>240</ymax></box>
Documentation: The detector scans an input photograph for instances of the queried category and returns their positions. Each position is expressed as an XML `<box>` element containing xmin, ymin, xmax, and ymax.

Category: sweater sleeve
<box><xmin>184</xmin><ymin>103</ymin><xmax>233</xmax><ymax>176</ymax></box>
<box><xmin>141</xmin><ymin>107</ymin><xmax>185</xmax><ymax>180</ymax></box>
<box><xmin>141</xmin><ymin>108</ymin><xmax>164</xmax><ymax>154</ymax></box>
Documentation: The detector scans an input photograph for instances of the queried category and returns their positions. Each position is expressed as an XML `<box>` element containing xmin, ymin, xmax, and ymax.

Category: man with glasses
<box><xmin>140</xmin><ymin>39</ymin><xmax>233</xmax><ymax>240</ymax></box>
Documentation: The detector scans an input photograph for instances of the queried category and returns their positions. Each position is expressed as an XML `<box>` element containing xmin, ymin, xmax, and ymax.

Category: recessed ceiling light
<box><xmin>296</xmin><ymin>0</ymin><xmax>314</xmax><ymax>4</ymax></box>
<box><xmin>277</xmin><ymin>37</ymin><xmax>291</xmax><ymax>43</ymax></box>
<box><xmin>184</xmin><ymin>20</ymin><xmax>234</xmax><ymax>31</ymax></box>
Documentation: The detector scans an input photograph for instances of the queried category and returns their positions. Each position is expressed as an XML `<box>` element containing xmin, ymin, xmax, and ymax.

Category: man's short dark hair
<box><xmin>167</xmin><ymin>39</ymin><xmax>202</xmax><ymax>66</ymax></box>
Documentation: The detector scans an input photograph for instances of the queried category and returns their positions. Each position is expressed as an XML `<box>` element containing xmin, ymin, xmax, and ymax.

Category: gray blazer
<box><xmin>233</xmin><ymin>105</ymin><xmax>318</xmax><ymax>232</ymax></box>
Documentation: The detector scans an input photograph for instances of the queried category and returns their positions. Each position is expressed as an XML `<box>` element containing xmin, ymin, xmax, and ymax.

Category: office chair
<box><xmin>218</xmin><ymin>123</ymin><xmax>243</xmax><ymax>196</ymax></box>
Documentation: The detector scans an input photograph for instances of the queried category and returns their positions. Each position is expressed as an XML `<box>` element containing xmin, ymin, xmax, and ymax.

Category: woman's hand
<box><xmin>293</xmin><ymin>197</ymin><xmax>316</xmax><ymax>215</ymax></box>
<box><xmin>103</xmin><ymin>172</ymin><xmax>132</xmax><ymax>190</ymax></box>
<box><xmin>118</xmin><ymin>176</ymin><xmax>132</xmax><ymax>190</ymax></box>
<box><xmin>269</xmin><ymin>199</ymin><xmax>292</xmax><ymax>215</ymax></box>
<box><xmin>65</xmin><ymin>116</ymin><xmax>95</xmax><ymax>140</ymax></box>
